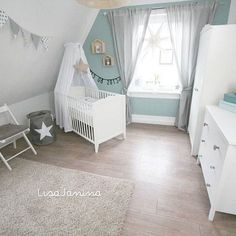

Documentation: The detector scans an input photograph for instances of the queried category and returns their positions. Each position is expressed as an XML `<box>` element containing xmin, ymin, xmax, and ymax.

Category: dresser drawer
<box><xmin>209</xmin><ymin>127</ymin><xmax>227</xmax><ymax>163</ymax></box>
<box><xmin>200</xmin><ymin>153</ymin><xmax>215</xmax><ymax>202</ymax></box>
<box><xmin>197</xmin><ymin>106</ymin><xmax>236</xmax><ymax>221</ymax></box>
<box><xmin>200</xmin><ymin>142</ymin><xmax>223</xmax><ymax>188</ymax></box>
<box><xmin>200</xmin><ymin>111</ymin><xmax>211</xmax><ymax>141</ymax></box>
<box><xmin>201</xmin><ymin>110</ymin><xmax>227</xmax><ymax>162</ymax></box>
<box><xmin>198</xmin><ymin>110</ymin><xmax>227</xmax><ymax>202</ymax></box>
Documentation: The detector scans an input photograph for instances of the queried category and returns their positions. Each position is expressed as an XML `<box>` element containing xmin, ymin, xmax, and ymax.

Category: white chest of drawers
<box><xmin>198</xmin><ymin>106</ymin><xmax>236</xmax><ymax>221</ymax></box>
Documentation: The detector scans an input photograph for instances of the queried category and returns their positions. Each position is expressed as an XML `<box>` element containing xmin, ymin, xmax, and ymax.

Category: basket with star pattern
<box><xmin>27</xmin><ymin>110</ymin><xmax>56</xmax><ymax>145</ymax></box>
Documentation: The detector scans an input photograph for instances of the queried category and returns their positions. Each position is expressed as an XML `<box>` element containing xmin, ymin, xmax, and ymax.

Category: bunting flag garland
<box><xmin>90</xmin><ymin>70</ymin><xmax>121</xmax><ymax>86</ymax></box>
<box><xmin>0</xmin><ymin>9</ymin><xmax>51</xmax><ymax>51</ymax></box>
<box><xmin>0</xmin><ymin>10</ymin><xmax>8</xmax><ymax>28</ymax></box>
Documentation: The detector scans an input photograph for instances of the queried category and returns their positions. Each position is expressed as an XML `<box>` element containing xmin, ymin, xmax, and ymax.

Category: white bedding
<box><xmin>68</xmin><ymin>96</ymin><xmax>97</xmax><ymax>118</ymax></box>
<box><xmin>82</xmin><ymin>97</ymin><xmax>98</xmax><ymax>103</ymax></box>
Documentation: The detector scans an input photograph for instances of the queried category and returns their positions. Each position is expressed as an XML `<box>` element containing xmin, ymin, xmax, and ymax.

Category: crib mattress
<box><xmin>68</xmin><ymin>96</ymin><xmax>97</xmax><ymax>119</ymax></box>
<box><xmin>83</xmin><ymin>97</ymin><xmax>98</xmax><ymax>103</ymax></box>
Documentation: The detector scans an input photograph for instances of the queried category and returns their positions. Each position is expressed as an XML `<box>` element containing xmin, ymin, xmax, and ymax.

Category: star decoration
<box><xmin>35</xmin><ymin>122</ymin><xmax>53</xmax><ymax>140</ymax></box>
<box><xmin>145</xmin><ymin>23</ymin><xmax>169</xmax><ymax>51</ymax></box>
<box><xmin>74</xmin><ymin>59</ymin><xmax>89</xmax><ymax>73</ymax></box>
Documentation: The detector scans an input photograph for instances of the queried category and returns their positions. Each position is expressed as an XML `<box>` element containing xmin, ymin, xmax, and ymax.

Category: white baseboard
<box><xmin>131</xmin><ymin>114</ymin><xmax>175</xmax><ymax>126</ymax></box>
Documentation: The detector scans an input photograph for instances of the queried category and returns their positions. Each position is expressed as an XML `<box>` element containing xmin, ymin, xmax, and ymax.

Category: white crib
<box><xmin>67</xmin><ymin>86</ymin><xmax>126</xmax><ymax>152</ymax></box>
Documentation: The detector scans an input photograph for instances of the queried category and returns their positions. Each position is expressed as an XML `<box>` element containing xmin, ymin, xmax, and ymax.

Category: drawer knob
<box><xmin>206</xmin><ymin>183</ymin><xmax>211</xmax><ymax>187</ymax></box>
<box><xmin>203</xmin><ymin>123</ymin><xmax>208</xmax><ymax>127</ymax></box>
<box><xmin>213</xmin><ymin>145</ymin><xmax>220</xmax><ymax>151</ymax></box>
<box><xmin>210</xmin><ymin>166</ymin><xmax>215</xmax><ymax>170</ymax></box>
<box><xmin>201</xmin><ymin>139</ymin><xmax>206</xmax><ymax>143</ymax></box>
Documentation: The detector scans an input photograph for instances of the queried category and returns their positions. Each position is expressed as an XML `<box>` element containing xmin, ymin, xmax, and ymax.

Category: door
<box><xmin>188</xmin><ymin>28</ymin><xmax>212</xmax><ymax>155</ymax></box>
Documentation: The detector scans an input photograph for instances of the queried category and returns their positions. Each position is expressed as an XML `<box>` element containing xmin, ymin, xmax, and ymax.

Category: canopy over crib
<box><xmin>54</xmin><ymin>43</ymin><xmax>98</xmax><ymax>132</ymax></box>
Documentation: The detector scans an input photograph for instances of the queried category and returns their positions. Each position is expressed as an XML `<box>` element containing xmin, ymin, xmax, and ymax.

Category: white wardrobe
<box><xmin>188</xmin><ymin>24</ymin><xmax>236</xmax><ymax>156</ymax></box>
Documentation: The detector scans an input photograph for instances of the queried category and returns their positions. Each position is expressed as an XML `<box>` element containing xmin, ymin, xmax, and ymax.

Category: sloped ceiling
<box><xmin>0</xmin><ymin>0</ymin><xmax>98</xmax><ymax>105</ymax></box>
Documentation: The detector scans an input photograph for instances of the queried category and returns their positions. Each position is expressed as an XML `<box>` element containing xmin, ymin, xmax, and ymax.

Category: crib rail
<box><xmin>67</xmin><ymin>96</ymin><xmax>95</xmax><ymax>142</ymax></box>
<box><xmin>66</xmin><ymin>87</ymin><xmax>125</xmax><ymax>152</ymax></box>
<box><xmin>85</xmin><ymin>87</ymin><xmax>116</xmax><ymax>100</ymax></box>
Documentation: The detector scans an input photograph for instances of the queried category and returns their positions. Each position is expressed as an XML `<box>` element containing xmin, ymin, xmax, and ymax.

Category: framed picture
<box><xmin>91</xmin><ymin>39</ymin><xmax>105</xmax><ymax>54</ymax></box>
<box><xmin>159</xmin><ymin>49</ymin><xmax>173</xmax><ymax>65</ymax></box>
<box><xmin>102</xmin><ymin>54</ymin><xmax>114</xmax><ymax>67</ymax></box>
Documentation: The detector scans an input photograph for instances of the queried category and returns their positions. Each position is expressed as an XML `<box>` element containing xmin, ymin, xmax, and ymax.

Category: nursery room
<box><xmin>1</xmin><ymin>0</ymin><xmax>236</xmax><ymax>235</ymax></box>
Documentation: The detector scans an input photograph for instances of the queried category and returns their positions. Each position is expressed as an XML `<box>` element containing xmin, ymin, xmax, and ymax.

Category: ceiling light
<box><xmin>77</xmin><ymin>0</ymin><xmax>129</xmax><ymax>9</ymax></box>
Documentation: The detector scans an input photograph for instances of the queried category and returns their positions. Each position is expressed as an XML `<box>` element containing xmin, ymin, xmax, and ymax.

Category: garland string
<box><xmin>0</xmin><ymin>9</ymin><xmax>51</xmax><ymax>50</ymax></box>
<box><xmin>90</xmin><ymin>69</ymin><xmax>121</xmax><ymax>86</ymax></box>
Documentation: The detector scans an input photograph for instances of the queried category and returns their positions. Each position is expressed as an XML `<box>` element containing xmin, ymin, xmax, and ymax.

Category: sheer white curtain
<box><xmin>54</xmin><ymin>43</ymin><xmax>97</xmax><ymax>132</ymax></box>
<box><xmin>166</xmin><ymin>2</ymin><xmax>217</xmax><ymax>131</ymax></box>
<box><xmin>108</xmin><ymin>8</ymin><xmax>151</xmax><ymax>123</ymax></box>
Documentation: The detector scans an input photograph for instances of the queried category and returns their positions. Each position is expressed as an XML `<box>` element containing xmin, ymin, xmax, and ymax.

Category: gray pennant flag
<box><xmin>21</xmin><ymin>29</ymin><xmax>31</xmax><ymax>47</ymax></box>
<box><xmin>9</xmin><ymin>18</ymin><xmax>20</xmax><ymax>38</ymax></box>
<box><xmin>31</xmin><ymin>34</ymin><xmax>40</xmax><ymax>49</ymax></box>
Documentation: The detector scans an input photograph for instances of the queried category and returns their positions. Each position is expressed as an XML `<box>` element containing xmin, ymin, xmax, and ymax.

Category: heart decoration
<box><xmin>0</xmin><ymin>10</ymin><xmax>8</xmax><ymax>28</ymax></box>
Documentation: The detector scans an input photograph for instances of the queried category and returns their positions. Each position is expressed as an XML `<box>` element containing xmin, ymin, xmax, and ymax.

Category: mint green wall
<box><xmin>83</xmin><ymin>11</ymin><xmax>122</xmax><ymax>94</ymax></box>
<box><xmin>213</xmin><ymin>0</ymin><xmax>231</xmax><ymax>24</ymax></box>
<box><xmin>131</xmin><ymin>98</ymin><xmax>179</xmax><ymax>117</ymax></box>
<box><xmin>83</xmin><ymin>0</ymin><xmax>231</xmax><ymax>118</ymax></box>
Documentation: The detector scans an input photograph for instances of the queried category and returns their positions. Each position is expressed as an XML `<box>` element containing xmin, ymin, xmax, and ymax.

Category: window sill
<box><xmin>127</xmin><ymin>89</ymin><xmax>181</xmax><ymax>99</ymax></box>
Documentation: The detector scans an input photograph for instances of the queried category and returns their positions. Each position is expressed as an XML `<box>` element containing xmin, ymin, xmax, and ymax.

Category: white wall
<box><xmin>228</xmin><ymin>0</ymin><xmax>236</xmax><ymax>24</ymax></box>
<box><xmin>9</xmin><ymin>92</ymin><xmax>54</xmax><ymax>125</ymax></box>
<box><xmin>0</xmin><ymin>0</ymin><xmax>98</xmax><ymax>105</ymax></box>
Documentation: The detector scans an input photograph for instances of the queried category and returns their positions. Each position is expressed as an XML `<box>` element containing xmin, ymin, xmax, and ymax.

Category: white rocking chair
<box><xmin>0</xmin><ymin>104</ymin><xmax>37</xmax><ymax>171</ymax></box>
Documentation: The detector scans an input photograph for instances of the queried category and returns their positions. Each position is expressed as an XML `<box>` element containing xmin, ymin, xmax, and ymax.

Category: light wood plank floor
<box><xmin>2</xmin><ymin>124</ymin><xmax>236</xmax><ymax>236</ymax></box>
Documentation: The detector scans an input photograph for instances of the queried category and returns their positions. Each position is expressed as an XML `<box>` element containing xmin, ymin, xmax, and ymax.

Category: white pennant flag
<box><xmin>0</xmin><ymin>10</ymin><xmax>8</xmax><ymax>28</ymax></box>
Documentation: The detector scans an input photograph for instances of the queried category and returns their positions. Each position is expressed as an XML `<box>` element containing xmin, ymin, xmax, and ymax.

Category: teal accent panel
<box><xmin>83</xmin><ymin>11</ymin><xmax>123</xmax><ymax>94</ymax></box>
<box><xmin>83</xmin><ymin>0</ymin><xmax>231</xmax><ymax>117</ymax></box>
<box><xmin>213</xmin><ymin>0</ymin><xmax>231</xmax><ymax>25</ymax></box>
<box><xmin>131</xmin><ymin>98</ymin><xmax>179</xmax><ymax>117</ymax></box>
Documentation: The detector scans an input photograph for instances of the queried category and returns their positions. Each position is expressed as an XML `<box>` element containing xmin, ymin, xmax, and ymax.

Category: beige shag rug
<box><xmin>0</xmin><ymin>159</ymin><xmax>134</xmax><ymax>236</ymax></box>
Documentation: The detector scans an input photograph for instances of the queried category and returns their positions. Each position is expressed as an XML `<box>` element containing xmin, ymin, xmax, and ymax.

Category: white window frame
<box><xmin>128</xmin><ymin>9</ymin><xmax>181</xmax><ymax>99</ymax></box>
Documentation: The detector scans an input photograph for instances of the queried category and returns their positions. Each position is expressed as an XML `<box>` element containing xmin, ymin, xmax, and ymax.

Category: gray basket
<box><xmin>27</xmin><ymin>110</ymin><xmax>56</xmax><ymax>145</ymax></box>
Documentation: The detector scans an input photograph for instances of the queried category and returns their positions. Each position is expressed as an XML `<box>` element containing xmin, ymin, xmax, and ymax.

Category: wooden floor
<box><xmin>2</xmin><ymin>123</ymin><xmax>236</xmax><ymax>236</ymax></box>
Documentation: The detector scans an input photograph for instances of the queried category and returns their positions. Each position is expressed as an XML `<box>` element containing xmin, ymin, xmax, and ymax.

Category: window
<box><xmin>128</xmin><ymin>10</ymin><xmax>180</xmax><ymax>97</ymax></box>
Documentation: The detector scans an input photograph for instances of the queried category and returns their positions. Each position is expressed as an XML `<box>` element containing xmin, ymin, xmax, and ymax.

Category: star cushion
<box><xmin>74</xmin><ymin>59</ymin><xmax>89</xmax><ymax>73</ymax></box>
